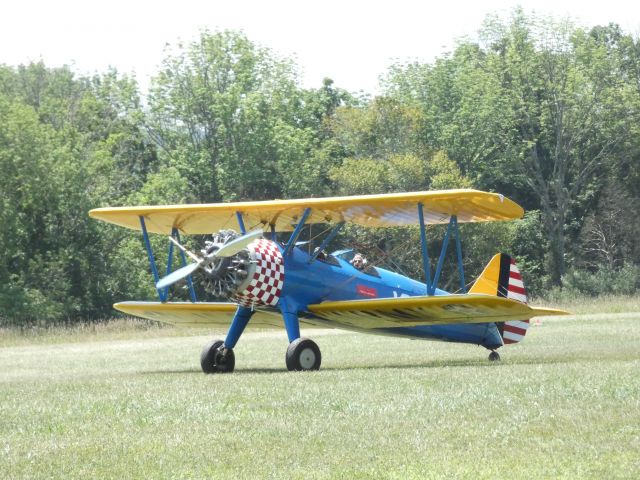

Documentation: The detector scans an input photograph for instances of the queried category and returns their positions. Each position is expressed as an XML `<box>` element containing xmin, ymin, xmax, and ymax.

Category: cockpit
<box><xmin>331</xmin><ymin>249</ymin><xmax>380</xmax><ymax>277</ymax></box>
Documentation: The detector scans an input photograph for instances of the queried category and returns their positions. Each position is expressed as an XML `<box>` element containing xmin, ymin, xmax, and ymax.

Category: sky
<box><xmin>1</xmin><ymin>0</ymin><xmax>638</xmax><ymax>95</ymax></box>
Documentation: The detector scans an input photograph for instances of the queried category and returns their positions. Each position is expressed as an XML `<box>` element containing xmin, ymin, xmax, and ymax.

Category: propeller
<box><xmin>156</xmin><ymin>262</ymin><xmax>202</xmax><ymax>290</ymax></box>
<box><xmin>214</xmin><ymin>229</ymin><xmax>263</xmax><ymax>257</ymax></box>
<box><xmin>156</xmin><ymin>229</ymin><xmax>263</xmax><ymax>290</ymax></box>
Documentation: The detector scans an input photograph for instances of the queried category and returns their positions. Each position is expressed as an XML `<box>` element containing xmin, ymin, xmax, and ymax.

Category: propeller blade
<box><xmin>214</xmin><ymin>229</ymin><xmax>263</xmax><ymax>257</ymax></box>
<box><xmin>156</xmin><ymin>261</ymin><xmax>201</xmax><ymax>290</ymax></box>
<box><xmin>168</xmin><ymin>236</ymin><xmax>202</xmax><ymax>263</ymax></box>
<box><xmin>157</xmin><ymin>229</ymin><xmax>262</xmax><ymax>290</ymax></box>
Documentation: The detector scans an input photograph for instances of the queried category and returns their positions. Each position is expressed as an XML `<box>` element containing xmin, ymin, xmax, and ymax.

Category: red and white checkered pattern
<box><xmin>234</xmin><ymin>239</ymin><xmax>285</xmax><ymax>308</ymax></box>
<box><xmin>503</xmin><ymin>258</ymin><xmax>530</xmax><ymax>344</ymax></box>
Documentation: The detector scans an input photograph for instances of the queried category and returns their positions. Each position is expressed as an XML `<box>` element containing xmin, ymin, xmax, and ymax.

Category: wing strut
<box><xmin>431</xmin><ymin>218</ymin><xmax>454</xmax><ymax>295</ymax></box>
<box><xmin>140</xmin><ymin>215</ymin><xmax>165</xmax><ymax>302</ymax></box>
<box><xmin>284</xmin><ymin>207</ymin><xmax>312</xmax><ymax>255</ymax></box>
<box><xmin>139</xmin><ymin>216</ymin><xmax>198</xmax><ymax>302</ymax></box>
<box><xmin>171</xmin><ymin>228</ymin><xmax>198</xmax><ymax>301</ymax></box>
<box><xmin>417</xmin><ymin>203</ymin><xmax>432</xmax><ymax>293</ymax></box>
<box><xmin>427</xmin><ymin>216</ymin><xmax>466</xmax><ymax>294</ymax></box>
<box><xmin>416</xmin><ymin>207</ymin><xmax>467</xmax><ymax>295</ymax></box>
<box><xmin>453</xmin><ymin>216</ymin><xmax>466</xmax><ymax>293</ymax></box>
<box><xmin>235</xmin><ymin>211</ymin><xmax>246</xmax><ymax>234</ymax></box>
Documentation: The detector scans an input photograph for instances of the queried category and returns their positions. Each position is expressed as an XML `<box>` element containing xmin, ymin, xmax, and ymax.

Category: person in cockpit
<box><xmin>350</xmin><ymin>253</ymin><xmax>367</xmax><ymax>270</ymax></box>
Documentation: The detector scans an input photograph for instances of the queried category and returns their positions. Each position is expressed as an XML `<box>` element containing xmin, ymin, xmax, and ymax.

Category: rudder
<box><xmin>469</xmin><ymin>253</ymin><xmax>530</xmax><ymax>345</ymax></box>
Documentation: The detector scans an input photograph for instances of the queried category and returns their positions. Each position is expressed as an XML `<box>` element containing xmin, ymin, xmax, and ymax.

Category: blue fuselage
<box><xmin>279</xmin><ymin>246</ymin><xmax>503</xmax><ymax>350</ymax></box>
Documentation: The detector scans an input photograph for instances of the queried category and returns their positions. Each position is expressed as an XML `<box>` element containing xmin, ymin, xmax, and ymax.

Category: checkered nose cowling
<box><xmin>234</xmin><ymin>239</ymin><xmax>285</xmax><ymax>308</ymax></box>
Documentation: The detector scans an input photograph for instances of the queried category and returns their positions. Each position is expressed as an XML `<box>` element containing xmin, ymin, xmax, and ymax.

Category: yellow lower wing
<box><xmin>115</xmin><ymin>296</ymin><xmax>568</xmax><ymax>330</ymax></box>
<box><xmin>114</xmin><ymin>302</ymin><xmax>284</xmax><ymax>327</ymax></box>
<box><xmin>307</xmin><ymin>295</ymin><xmax>568</xmax><ymax>329</ymax></box>
<box><xmin>114</xmin><ymin>301</ymin><xmax>321</xmax><ymax>328</ymax></box>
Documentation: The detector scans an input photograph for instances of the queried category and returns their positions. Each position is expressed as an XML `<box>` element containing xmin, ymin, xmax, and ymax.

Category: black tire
<box><xmin>200</xmin><ymin>339</ymin><xmax>235</xmax><ymax>374</ymax></box>
<box><xmin>285</xmin><ymin>338</ymin><xmax>321</xmax><ymax>371</ymax></box>
<box><xmin>488</xmin><ymin>350</ymin><xmax>501</xmax><ymax>362</ymax></box>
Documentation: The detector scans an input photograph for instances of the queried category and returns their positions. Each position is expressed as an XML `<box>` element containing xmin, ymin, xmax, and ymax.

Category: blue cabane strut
<box><xmin>235</xmin><ymin>212</ymin><xmax>246</xmax><ymax>234</ymax></box>
<box><xmin>309</xmin><ymin>222</ymin><xmax>345</xmax><ymax>263</ymax></box>
<box><xmin>284</xmin><ymin>208</ymin><xmax>312</xmax><ymax>256</ymax></box>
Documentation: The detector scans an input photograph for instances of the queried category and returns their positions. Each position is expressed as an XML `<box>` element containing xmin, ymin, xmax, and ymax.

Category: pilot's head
<box><xmin>352</xmin><ymin>253</ymin><xmax>366</xmax><ymax>270</ymax></box>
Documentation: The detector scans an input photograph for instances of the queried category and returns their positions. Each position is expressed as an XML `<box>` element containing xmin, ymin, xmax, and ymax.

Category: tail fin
<box><xmin>469</xmin><ymin>253</ymin><xmax>530</xmax><ymax>345</ymax></box>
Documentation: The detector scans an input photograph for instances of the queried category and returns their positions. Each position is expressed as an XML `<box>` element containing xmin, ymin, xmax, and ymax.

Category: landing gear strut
<box><xmin>200</xmin><ymin>339</ymin><xmax>235</xmax><ymax>373</ymax></box>
<box><xmin>286</xmin><ymin>338</ymin><xmax>321</xmax><ymax>371</ymax></box>
<box><xmin>488</xmin><ymin>350</ymin><xmax>501</xmax><ymax>362</ymax></box>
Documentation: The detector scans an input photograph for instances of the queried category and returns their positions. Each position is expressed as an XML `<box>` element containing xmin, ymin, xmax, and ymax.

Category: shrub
<box><xmin>558</xmin><ymin>263</ymin><xmax>640</xmax><ymax>297</ymax></box>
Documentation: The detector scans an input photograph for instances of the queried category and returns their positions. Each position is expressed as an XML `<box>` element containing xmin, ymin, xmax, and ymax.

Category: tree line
<box><xmin>1</xmin><ymin>10</ymin><xmax>638</xmax><ymax>323</ymax></box>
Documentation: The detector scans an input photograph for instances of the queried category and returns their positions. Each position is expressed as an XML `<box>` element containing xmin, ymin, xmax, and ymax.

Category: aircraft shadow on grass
<box><xmin>138</xmin><ymin>353</ymin><xmax>612</xmax><ymax>376</ymax></box>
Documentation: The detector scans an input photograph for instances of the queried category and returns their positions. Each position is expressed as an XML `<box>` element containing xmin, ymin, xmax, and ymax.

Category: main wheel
<box><xmin>200</xmin><ymin>339</ymin><xmax>235</xmax><ymax>374</ymax></box>
<box><xmin>285</xmin><ymin>338</ymin><xmax>321</xmax><ymax>371</ymax></box>
<box><xmin>488</xmin><ymin>350</ymin><xmax>501</xmax><ymax>362</ymax></box>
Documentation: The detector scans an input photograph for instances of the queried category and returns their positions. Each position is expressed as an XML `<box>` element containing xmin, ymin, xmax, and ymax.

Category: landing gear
<box><xmin>488</xmin><ymin>350</ymin><xmax>501</xmax><ymax>362</ymax></box>
<box><xmin>200</xmin><ymin>339</ymin><xmax>235</xmax><ymax>374</ymax></box>
<box><xmin>286</xmin><ymin>338</ymin><xmax>321</xmax><ymax>371</ymax></box>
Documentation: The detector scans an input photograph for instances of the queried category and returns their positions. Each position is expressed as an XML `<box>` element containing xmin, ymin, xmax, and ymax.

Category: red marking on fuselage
<box><xmin>356</xmin><ymin>285</ymin><xmax>378</xmax><ymax>298</ymax></box>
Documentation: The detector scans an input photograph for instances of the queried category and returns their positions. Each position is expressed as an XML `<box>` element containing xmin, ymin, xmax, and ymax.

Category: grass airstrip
<box><xmin>1</xmin><ymin>296</ymin><xmax>639</xmax><ymax>479</ymax></box>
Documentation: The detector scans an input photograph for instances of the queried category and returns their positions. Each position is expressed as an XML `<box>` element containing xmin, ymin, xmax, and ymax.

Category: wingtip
<box><xmin>530</xmin><ymin>307</ymin><xmax>572</xmax><ymax>317</ymax></box>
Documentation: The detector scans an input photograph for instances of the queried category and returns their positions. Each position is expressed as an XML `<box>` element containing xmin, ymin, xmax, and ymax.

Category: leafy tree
<box><xmin>329</xmin><ymin>96</ymin><xmax>428</xmax><ymax>160</ymax></box>
<box><xmin>579</xmin><ymin>183</ymin><xmax>640</xmax><ymax>270</ymax></box>
<box><xmin>385</xmin><ymin>11</ymin><xmax>640</xmax><ymax>285</ymax></box>
<box><xmin>149</xmin><ymin>30</ymin><xmax>321</xmax><ymax>202</ymax></box>
<box><xmin>0</xmin><ymin>63</ymin><xmax>158</xmax><ymax>322</ymax></box>
<box><xmin>484</xmin><ymin>13</ymin><xmax>638</xmax><ymax>283</ymax></box>
<box><xmin>0</xmin><ymin>94</ymin><xmax>77</xmax><ymax>320</ymax></box>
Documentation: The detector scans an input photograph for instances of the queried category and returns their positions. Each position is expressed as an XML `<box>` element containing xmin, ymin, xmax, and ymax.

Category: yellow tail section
<box><xmin>470</xmin><ymin>253</ymin><xmax>531</xmax><ymax>345</ymax></box>
<box><xmin>469</xmin><ymin>253</ymin><xmax>503</xmax><ymax>296</ymax></box>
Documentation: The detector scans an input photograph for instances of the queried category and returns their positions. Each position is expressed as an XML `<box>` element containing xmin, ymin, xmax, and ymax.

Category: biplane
<box><xmin>89</xmin><ymin>189</ymin><xmax>567</xmax><ymax>373</ymax></box>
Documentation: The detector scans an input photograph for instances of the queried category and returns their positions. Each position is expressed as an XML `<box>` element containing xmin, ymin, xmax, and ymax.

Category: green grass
<box><xmin>1</xmin><ymin>308</ymin><xmax>639</xmax><ymax>478</ymax></box>
<box><xmin>0</xmin><ymin>318</ymin><xmax>206</xmax><ymax>347</ymax></box>
<box><xmin>533</xmin><ymin>293</ymin><xmax>640</xmax><ymax>315</ymax></box>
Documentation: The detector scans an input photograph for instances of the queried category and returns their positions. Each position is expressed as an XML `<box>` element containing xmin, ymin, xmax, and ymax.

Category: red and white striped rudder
<box><xmin>502</xmin><ymin>256</ymin><xmax>530</xmax><ymax>344</ymax></box>
<box><xmin>469</xmin><ymin>253</ymin><xmax>531</xmax><ymax>345</ymax></box>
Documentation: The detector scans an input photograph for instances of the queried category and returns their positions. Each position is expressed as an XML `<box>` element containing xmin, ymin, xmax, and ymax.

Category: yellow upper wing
<box><xmin>89</xmin><ymin>189</ymin><xmax>523</xmax><ymax>234</ymax></box>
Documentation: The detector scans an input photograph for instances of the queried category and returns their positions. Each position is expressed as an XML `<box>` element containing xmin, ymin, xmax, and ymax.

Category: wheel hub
<box><xmin>299</xmin><ymin>348</ymin><xmax>317</xmax><ymax>370</ymax></box>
